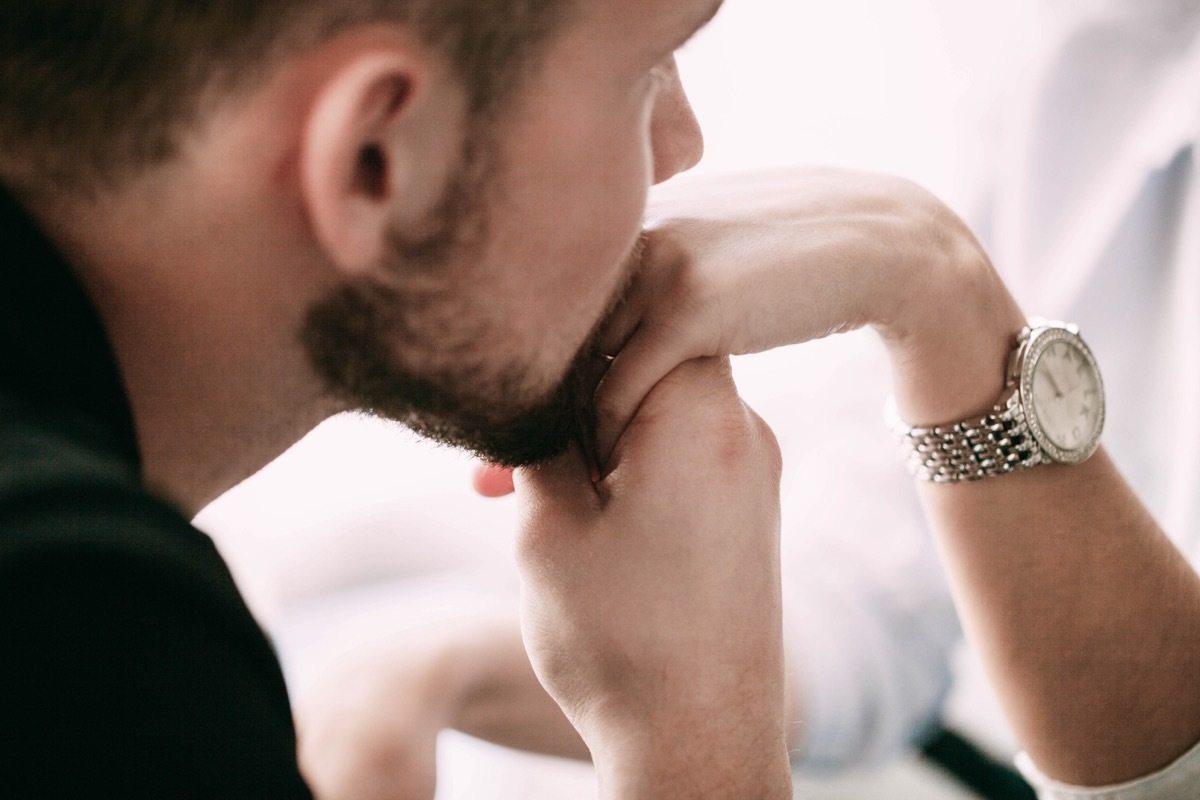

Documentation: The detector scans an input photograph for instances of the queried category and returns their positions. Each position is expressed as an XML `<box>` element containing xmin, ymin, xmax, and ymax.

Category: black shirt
<box><xmin>0</xmin><ymin>189</ymin><xmax>313</xmax><ymax>798</ymax></box>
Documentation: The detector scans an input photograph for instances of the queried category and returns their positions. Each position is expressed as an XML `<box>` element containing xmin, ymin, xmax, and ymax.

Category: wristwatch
<box><xmin>887</xmin><ymin>320</ymin><xmax>1105</xmax><ymax>483</ymax></box>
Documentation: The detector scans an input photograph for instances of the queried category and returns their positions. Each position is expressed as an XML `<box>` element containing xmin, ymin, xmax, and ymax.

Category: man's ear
<box><xmin>299</xmin><ymin>38</ymin><xmax>447</xmax><ymax>274</ymax></box>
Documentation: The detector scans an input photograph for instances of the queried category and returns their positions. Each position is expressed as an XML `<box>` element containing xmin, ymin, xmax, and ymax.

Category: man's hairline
<box><xmin>2</xmin><ymin>1</ymin><xmax>580</xmax><ymax>203</ymax></box>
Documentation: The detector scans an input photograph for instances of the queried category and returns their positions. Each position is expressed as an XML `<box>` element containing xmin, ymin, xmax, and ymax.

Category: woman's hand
<box><xmin>592</xmin><ymin>167</ymin><xmax>1019</xmax><ymax>465</ymax></box>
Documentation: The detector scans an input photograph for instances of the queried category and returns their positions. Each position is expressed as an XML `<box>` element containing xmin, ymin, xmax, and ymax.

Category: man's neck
<box><xmin>25</xmin><ymin>181</ymin><xmax>343</xmax><ymax>517</ymax></box>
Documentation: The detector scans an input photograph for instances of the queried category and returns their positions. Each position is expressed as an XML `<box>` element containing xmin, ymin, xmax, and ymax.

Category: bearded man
<box><xmin>0</xmin><ymin>1</ymin><xmax>793</xmax><ymax>797</ymax></box>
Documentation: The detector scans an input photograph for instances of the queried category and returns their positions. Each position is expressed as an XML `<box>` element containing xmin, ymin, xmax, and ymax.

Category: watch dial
<box><xmin>1031</xmin><ymin>341</ymin><xmax>1102</xmax><ymax>451</ymax></box>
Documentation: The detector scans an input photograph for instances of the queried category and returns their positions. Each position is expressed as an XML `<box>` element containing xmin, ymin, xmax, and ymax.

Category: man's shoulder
<box><xmin>1</xmin><ymin>387</ymin><xmax>140</xmax><ymax>488</ymax></box>
<box><xmin>0</xmin><ymin>386</ymin><xmax>261</xmax><ymax>646</ymax></box>
<box><xmin>1</xmin><ymin>390</ymin><xmax>202</xmax><ymax>572</ymax></box>
<box><xmin>0</xmin><ymin>392</ymin><xmax>314</xmax><ymax>799</ymax></box>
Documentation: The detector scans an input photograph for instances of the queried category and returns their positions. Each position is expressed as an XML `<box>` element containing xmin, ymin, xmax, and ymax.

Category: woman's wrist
<box><xmin>872</xmin><ymin>209</ymin><xmax>1027</xmax><ymax>427</ymax></box>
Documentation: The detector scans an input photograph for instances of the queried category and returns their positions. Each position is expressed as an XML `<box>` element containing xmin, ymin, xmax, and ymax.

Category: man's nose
<box><xmin>651</xmin><ymin>59</ymin><xmax>704</xmax><ymax>184</ymax></box>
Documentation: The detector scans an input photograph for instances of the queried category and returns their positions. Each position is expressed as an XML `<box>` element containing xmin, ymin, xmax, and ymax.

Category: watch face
<box><xmin>1023</xmin><ymin>329</ymin><xmax>1105</xmax><ymax>463</ymax></box>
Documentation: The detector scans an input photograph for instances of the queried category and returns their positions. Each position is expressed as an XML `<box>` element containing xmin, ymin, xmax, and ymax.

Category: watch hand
<box><xmin>1044</xmin><ymin>370</ymin><xmax>1065</xmax><ymax>399</ymax></box>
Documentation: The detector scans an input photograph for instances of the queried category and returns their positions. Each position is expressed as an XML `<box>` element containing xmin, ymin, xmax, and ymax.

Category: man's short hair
<box><xmin>0</xmin><ymin>0</ymin><xmax>569</xmax><ymax>198</ymax></box>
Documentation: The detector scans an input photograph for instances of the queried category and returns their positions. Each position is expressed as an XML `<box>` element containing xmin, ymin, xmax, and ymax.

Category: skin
<box><xmin>295</xmin><ymin>615</ymin><xmax>592</xmax><ymax>800</ymax></box>
<box><xmin>22</xmin><ymin>0</ymin><xmax>796</xmax><ymax>797</ymax></box>
<box><xmin>595</xmin><ymin>168</ymin><xmax>1200</xmax><ymax>784</ymax></box>
<box><xmin>27</xmin><ymin>2</ymin><xmax>712</xmax><ymax>513</ymax></box>
<box><xmin>516</xmin><ymin>355</ymin><xmax>789</xmax><ymax>798</ymax></box>
<box><xmin>301</xmin><ymin>166</ymin><xmax>1200</xmax><ymax>795</ymax></box>
<box><xmin>27</xmin><ymin>0</ymin><xmax>1198</xmax><ymax>791</ymax></box>
<box><xmin>297</xmin><ymin>565</ymin><xmax>806</xmax><ymax>800</ymax></box>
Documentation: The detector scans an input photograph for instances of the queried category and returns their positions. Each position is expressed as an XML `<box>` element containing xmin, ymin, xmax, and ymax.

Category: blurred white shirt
<box><xmin>779</xmin><ymin>3</ymin><xmax>1200</xmax><ymax>790</ymax></box>
<box><xmin>787</xmin><ymin>0</ymin><xmax>1200</xmax><ymax>791</ymax></box>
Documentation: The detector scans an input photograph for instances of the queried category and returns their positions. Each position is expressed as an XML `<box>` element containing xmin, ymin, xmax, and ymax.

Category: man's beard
<box><xmin>299</xmin><ymin>135</ymin><xmax>630</xmax><ymax>468</ymax></box>
<box><xmin>303</xmin><ymin>275</ymin><xmax>598</xmax><ymax>467</ymax></box>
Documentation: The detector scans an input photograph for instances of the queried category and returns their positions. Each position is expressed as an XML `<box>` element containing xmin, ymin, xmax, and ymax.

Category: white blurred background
<box><xmin>197</xmin><ymin>1</ymin><xmax>1047</xmax><ymax>797</ymax></box>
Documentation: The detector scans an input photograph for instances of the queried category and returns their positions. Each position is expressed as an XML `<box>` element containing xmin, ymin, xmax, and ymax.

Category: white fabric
<box><xmin>786</xmin><ymin>2</ymin><xmax>1200</xmax><ymax>772</ymax></box>
<box><xmin>1016</xmin><ymin>739</ymin><xmax>1200</xmax><ymax>800</ymax></box>
<box><xmin>984</xmin><ymin>0</ymin><xmax>1200</xmax><ymax>552</ymax></box>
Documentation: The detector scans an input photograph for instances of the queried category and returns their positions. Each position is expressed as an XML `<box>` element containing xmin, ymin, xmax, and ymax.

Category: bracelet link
<box><xmin>885</xmin><ymin>395</ymin><xmax>1042</xmax><ymax>483</ymax></box>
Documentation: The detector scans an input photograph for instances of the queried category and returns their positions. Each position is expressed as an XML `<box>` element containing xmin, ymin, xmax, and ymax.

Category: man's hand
<box><xmin>514</xmin><ymin>356</ymin><xmax>792</xmax><ymax>800</ymax></box>
<box><xmin>593</xmin><ymin>167</ymin><xmax>1022</xmax><ymax>464</ymax></box>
